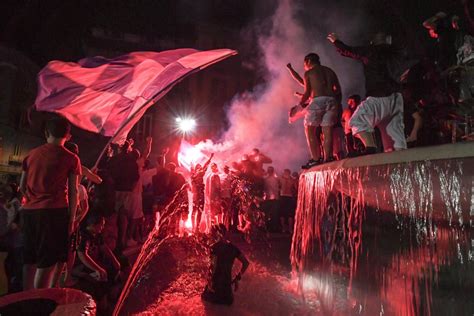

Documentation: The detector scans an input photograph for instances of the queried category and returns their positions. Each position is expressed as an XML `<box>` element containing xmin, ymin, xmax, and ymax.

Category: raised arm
<box><xmin>160</xmin><ymin>147</ymin><xmax>169</xmax><ymax>166</ymax></box>
<box><xmin>202</xmin><ymin>153</ymin><xmax>215</xmax><ymax>171</ymax></box>
<box><xmin>327</xmin><ymin>33</ymin><xmax>369</xmax><ymax>64</ymax></box>
<box><xmin>286</xmin><ymin>63</ymin><xmax>305</xmax><ymax>87</ymax></box>
<box><xmin>143</xmin><ymin>136</ymin><xmax>153</xmax><ymax>160</ymax></box>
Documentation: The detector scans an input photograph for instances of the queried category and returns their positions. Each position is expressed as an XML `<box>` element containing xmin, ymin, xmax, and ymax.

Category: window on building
<box><xmin>19</xmin><ymin>110</ymin><xmax>29</xmax><ymax>131</ymax></box>
<box><xmin>8</xmin><ymin>142</ymin><xmax>22</xmax><ymax>166</ymax></box>
<box><xmin>13</xmin><ymin>143</ymin><xmax>21</xmax><ymax>157</ymax></box>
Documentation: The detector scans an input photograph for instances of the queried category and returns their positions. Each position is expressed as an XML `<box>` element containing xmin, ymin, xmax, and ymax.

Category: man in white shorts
<box><xmin>288</xmin><ymin>53</ymin><xmax>342</xmax><ymax>169</ymax></box>
<box><xmin>328</xmin><ymin>32</ymin><xmax>407</xmax><ymax>154</ymax></box>
<box><xmin>349</xmin><ymin>92</ymin><xmax>406</xmax><ymax>152</ymax></box>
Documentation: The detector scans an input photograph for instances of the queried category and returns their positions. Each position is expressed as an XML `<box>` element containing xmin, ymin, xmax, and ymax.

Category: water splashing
<box><xmin>113</xmin><ymin>173</ymin><xmax>274</xmax><ymax>315</ymax></box>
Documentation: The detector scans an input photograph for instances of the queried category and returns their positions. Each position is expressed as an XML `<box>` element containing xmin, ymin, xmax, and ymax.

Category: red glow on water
<box><xmin>179</xmin><ymin>215</ymin><xmax>194</xmax><ymax>236</ymax></box>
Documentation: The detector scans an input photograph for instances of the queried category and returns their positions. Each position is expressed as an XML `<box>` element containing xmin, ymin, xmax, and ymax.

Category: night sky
<box><xmin>0</xmin><ymin>0</ymin><xmax>468</xmax><ymax>67</ymax></box>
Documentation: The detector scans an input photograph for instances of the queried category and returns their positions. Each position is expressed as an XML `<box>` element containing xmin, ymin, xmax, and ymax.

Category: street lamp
<box><xmin>176</xmin><ymin>117</ymin><xmax>196</xmax><ymax>133</ymax></box>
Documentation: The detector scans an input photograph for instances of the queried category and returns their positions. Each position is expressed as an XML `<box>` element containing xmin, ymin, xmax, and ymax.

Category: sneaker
<box><xmin>301</xmin><ymin>158</ymin><xmax>322</xmax><ymax>169</ymax></box>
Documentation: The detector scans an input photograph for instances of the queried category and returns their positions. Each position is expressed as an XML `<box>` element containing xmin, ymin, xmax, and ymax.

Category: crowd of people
<box><xmin>0</xmin><ymin>117</ymin><xmax>298</xmax><ymax>312</ymax></box>
<box><xmin>0</xmin><ymin>5</ymin><xmax>472</xmax><ymax>312</ymax></box>
<box><xmin>288</xmin><ymin>8</ymin><xmax>474</xmax><ymax>169</ymax></box>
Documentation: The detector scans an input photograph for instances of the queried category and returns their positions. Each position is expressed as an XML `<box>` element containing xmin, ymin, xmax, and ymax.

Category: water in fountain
<box><xmin>113</xmin><ymin>183</ymin><xmax>193</xmax><ymax>315</ymax></box>
<box><xmin>291</xmin><ymin>157</ymin><xmax>474</xmax><ymax>315</ymax></box>
<box><xmin>112</xmin><ymin>174</ymin><xmax>319</xmax><ymax>315</ymax></box>
<box><xmin>114</xmin><ymin>153</ymin><xmax>474</xmax><ymax>315</ymax></box>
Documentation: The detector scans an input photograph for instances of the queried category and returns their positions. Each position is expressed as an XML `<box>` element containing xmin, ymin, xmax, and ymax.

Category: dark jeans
<box><xmin>262</xmin><ymin>199</ymin><xmax>280</xmax><ymax>232</ymax></box>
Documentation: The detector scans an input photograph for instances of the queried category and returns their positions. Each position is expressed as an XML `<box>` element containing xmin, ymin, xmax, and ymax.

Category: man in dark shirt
<box><xmin>422</xmin><ymin>12</ymin><xmax>466</xmax><ymax>70</ymax></box>
<box><xmin>166</xmin><ymin>162</ymin><xmax>186</xmax><ymax>195</ymax></box>
<box><xmin>107</xmin><ymin>140</ymin><xmax>140</xmax><ymax>251</ymax></box>
<box><xmin>328</xmin><ymin>32</ymin><xmax>407</xmax><ymax>154</ymax></box>
<box><xmin>202</xmin><ymin>224</ymin><xmax>249</xmax><ymax>305</ymax></box>
<box><xmin>152</xmin><ymin>156</ymin><xmax>171</xmax><ymax>209</ymax></box>
<box><xmin>191</xmin><ymin>154</ymin><xmax>213</xmax><ymax>233</ymax></box>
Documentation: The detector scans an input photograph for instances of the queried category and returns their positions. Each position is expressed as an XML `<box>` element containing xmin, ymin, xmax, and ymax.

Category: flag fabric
<box><xmin>34</xmin><ymin>48</ymin><xmax>237</xmax><ymax>141</ymax></box>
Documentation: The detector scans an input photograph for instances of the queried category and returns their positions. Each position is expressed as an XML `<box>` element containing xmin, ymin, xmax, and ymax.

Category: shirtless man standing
<box><xmin>287</xmin><ymin>53</ymin><xmax>342</xmax><ymax>169</ymax></box>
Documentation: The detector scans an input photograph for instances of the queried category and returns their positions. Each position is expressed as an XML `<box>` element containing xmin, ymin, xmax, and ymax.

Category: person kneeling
<box><xmin>72</xmin><ymin>213</ymin><xmax>122</xmax><ymax>313</ymax></box>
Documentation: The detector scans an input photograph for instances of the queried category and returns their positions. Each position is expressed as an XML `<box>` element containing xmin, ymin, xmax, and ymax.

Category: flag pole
<box><xmin>91</xmin><ymin>96</ymin><xmax>157</xmax><ymax>170</ymax></box>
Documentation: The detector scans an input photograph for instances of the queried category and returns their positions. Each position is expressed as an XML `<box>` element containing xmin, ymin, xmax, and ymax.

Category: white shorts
<box><xmin>304</xmin><ymin>96</ymin><xmax>338</xmax><ymax>127</ymax></box>
<box><xmin>349</xmin><ymin>92</ymin><xmax>407</xmax><ymax>151</ymax></box>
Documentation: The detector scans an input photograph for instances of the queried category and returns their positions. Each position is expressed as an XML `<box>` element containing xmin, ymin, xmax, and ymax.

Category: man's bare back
<box><xmin>305</xmin><ymin>65</ymin><xmax>341</xmax><ymax>101</ymax></box>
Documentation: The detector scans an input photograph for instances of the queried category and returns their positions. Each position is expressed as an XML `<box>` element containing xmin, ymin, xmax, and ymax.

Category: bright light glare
<box><xmin>176</xmin><ymin>117</ymin><xmax>196</xmax><ymax>133</ymax></box>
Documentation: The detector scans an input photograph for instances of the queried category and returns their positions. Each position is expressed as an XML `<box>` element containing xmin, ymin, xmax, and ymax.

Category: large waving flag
<box><xmin>34</xmin><ymin>48</ymin><xmax>237</xmax><ymax>142</ymax></box>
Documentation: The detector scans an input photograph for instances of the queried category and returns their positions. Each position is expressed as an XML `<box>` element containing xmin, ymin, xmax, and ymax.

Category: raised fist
<box><xmin>327</xmin><ymin>33</ymin><xmax>338</xmax><ymax>43</ymax></box>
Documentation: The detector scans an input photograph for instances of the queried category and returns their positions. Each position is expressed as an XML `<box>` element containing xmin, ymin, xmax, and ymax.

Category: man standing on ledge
<box><xmin>327</xmin><ymin>32</ymin><xmax>407</xmax><ymax>155</ymax></box>
<box><xmin>287</xmin><ymin>53</ymin><xmax>342</xmax><ymax>169</ymax></box>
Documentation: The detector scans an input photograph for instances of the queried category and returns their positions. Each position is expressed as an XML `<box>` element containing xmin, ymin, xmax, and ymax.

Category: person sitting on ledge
<box><xmin>201</xmin><ymin>224</ymin><xmax>249</xmax><ymax>306</ymax></box>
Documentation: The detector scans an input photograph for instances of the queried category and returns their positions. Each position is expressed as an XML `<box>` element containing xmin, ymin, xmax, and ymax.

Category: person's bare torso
<box><xmin>305</xmin><ymin>65</ymin><xmax>338</xmax><ymax>98</ymax></box>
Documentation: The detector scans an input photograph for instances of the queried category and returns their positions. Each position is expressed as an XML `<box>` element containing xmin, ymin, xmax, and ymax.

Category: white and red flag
<box><xmin>34</xmin><ymin>48</ymin><xmax>237</xmax><ymax>142</ymax></box>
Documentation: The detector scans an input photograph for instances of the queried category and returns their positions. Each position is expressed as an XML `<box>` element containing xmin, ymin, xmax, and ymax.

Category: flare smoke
<box><xmin>198</xmin><ymin>0</ymin><xmax>365</xmax><ymax>171</ymax></box>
